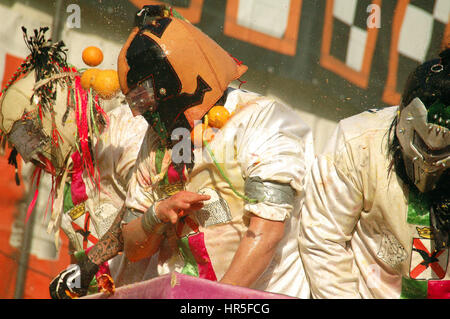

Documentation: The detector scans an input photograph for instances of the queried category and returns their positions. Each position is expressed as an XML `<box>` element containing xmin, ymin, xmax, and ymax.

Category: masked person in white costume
<box><xmin>114</xmin><ymin>5</ymin><xmax>314</xmax><ymax>298</ymax></box>
<box><xmin>0</xmin><ymin>27</ymin><xmax>148</xmax><ymax>298</ymax></box>
<box><xmin>299</xmin><ymin>49</ymin><xmax>450</xmax><ymax>299</ymax></box>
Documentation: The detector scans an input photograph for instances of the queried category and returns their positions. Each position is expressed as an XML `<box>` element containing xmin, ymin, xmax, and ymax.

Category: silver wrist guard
<box><xmin>141</xmin><ymin>202</ymin><xmax>168</xmax><ymax>235</ymax></box>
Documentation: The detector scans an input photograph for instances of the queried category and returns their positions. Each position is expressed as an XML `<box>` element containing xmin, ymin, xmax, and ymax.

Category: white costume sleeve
<box><xmin>299</xmin><ymin>121</ymin><xmax>364</xmax><ymax>298</ymax></box>
<box><xmin>125</xmin><ymin>128</ymin><xmax>160</xmax><ymax>213</ymax></box>
<box><xmin>233</xmin><ymin>100</ymin><xmax>313</xmax><ymax>221</ymax></box>
<box><xmin>106</xmin><ymin>105</ymin><xmax>148</xmax><ymax>187</ymax></box>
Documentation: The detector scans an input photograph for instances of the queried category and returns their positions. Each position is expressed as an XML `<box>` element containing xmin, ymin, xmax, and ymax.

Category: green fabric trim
<box><xmin>143</xmin><ymin>110</ymin><xmax>170</xmax><ymax>146</ymax></box>
<box><xmin>407</xmin><ymin>187</ymin><xmax>430</xmax><ymax>226</ymax></box>
<box><xmin>73</xmin><ymin>250</ymin><xmax>86</xmax><ymax>261</ymax></box>
<box><xmin>400</xmin><ymin>277</ymin><xmax>428</xmax><ymax>299</ymax></box>
<box><xmin>88</xmin><ymin>88</ymin><xmax>100</xmax><ymax>137</ymax></box>
<box><xmin>178</xmin><ymin>236</ymin><xmax>199</xmax><ymax>277</ymax></box>
<box><xmin>155</xmin><ymin>147</ymin><xmax>169</xmax><ymax>185</ymax></box>
<box><xmin>63</xmin><ymin>183</ymin><xmax>74</xmax><ymax>213</ymax></box>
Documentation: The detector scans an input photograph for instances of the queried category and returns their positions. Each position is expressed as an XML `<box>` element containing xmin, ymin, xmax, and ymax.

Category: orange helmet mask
<box><xmin>118</xmin><ymin>5</ymin><xmax>247</xmax><ymax>145</ymax></box>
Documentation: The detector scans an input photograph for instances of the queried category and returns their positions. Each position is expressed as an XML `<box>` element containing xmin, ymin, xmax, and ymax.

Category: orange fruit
<box><xmin>82</xmin><ymin>46</ymin><xmax>103</xmax><ymax>67</ymax></box>
<box><xmin>191</xmin><ymin>123</ymin><xmax>215</xmax><ymax>148</ymax></box>
<box><xmin>80</xmin><ymin>68</ymin><xmax>100</xmax><ymax>90</ymax></box>
<box><xmin>92</xmin><ymin>69</ymin><xmax>120</xmax><ymax>99</ymax></box>
<box><xmin>207</xmin><ymin>105</ymin><xmax>230</xmax><ymax>128</ymax></box>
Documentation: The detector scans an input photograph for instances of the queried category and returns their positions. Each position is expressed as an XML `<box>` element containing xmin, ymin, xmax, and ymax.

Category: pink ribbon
<box><xmin>188</xmin><ymin>232</ymin><xmax>217</xmax><ymax>281</ymax></box>
<box><xmin>70</xmin><ymin>152</ymin><xmax>88</xmax><ymax>205</ymax></box>
<box><xmin>167</xmin><ymin>163</ymin><xmax>187</xmax><ymax>184</ymax></box>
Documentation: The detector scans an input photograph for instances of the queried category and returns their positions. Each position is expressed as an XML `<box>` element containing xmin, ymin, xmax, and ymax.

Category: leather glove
<box><xmin>49</xmin><ymin>252</ymin><xmax>99</xmax><ymax>299</ymax></box>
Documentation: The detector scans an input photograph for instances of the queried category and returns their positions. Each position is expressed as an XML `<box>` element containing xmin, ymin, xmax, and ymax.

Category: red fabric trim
<box><xmin>188</xmin><ymin>232</ymin><xmax>217</xmax><ymax>281</ymax></box>
<box><xmin>176</xmin><ymin>216</ymin><xmax>199</xmax><ymax>237</ymax></box>
<box><xmin>71</xmin><ymin>212</ymin><xmax>98</xmax><ymax>250</ymax></box>
<box><xmin>428</xmin><ymin>280</ymin><xmax>450</xmax><ymax>299</ymax></box>
<box><xmin>25</xmin><ymin>168</ymin><xmax>42</xmax><ymax>223</ymax></box>
<box><xmin>184</xmin><ymin>216</ymin><xmax>199</xmax><ymax>233</ymax></box>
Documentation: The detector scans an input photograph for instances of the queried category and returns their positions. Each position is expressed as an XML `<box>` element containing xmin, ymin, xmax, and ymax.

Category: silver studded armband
<box><xmin>244</xmin><ymin>176</ymin><xmax>296</xmax><ymax>206</ymax></box>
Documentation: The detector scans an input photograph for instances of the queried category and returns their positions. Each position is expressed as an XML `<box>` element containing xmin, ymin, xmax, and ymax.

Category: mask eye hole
<box><xmin>413</xmin><ymin>131</ymin><xmax>450</xmax><ymax>158</ymax></box>
<box><xmin>125</xmin><ymin>80</ymin><xmax>156</xmax><ymax>115</ymax></box>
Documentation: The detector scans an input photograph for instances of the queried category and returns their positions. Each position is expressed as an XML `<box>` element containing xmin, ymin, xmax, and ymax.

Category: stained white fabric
<box><xmin>124</xmin><ymin>89</ymin><xmax>314</xmax><ymax>298</ymax></box>
<box><xmin>299</xmin><ymin>106</ymin><xmax>450</xmax><ymax>299</ymax></box>
<box><xmin>56</xmin><ymin>104</ymin><xmax>152</xmax><ymax>287</ymax></box>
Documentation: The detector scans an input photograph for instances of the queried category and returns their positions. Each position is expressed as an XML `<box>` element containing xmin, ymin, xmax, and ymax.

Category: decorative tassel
<box><xmin>43</xmin><ymin>175</ymin><xmax>56</xmax><ymax>222</ymax></box>
<box><xmin>25</xmin><ymin>167</ymin><xmax>42</xmax><ymax>223</ymax></box>
<box><xmin>94</xmin><ymin>94</ymin><xmax>109</xmax><ymax>128</ymax></box>
<box><xmin>74</xmin><ymin>76</ymin><xmax>99</xmax><ymax>190</ymax></box>
<box><xmin>8</xmin><ymin>148</ymin><xmax>20</xmax><ymax>186</ymax></box>
<box><xmin>47</xmin><ymin>158</ymin><xmax>70</xmax><ymax>238</ymax></box>
<box><xmin>51</xmin><ymin>121</ymin><xmax>64</xmax><ymax>147</ymax></box>
<box><xmin>89</xmin><ymin>89</ymin><xmax>99</xmax><ymax>136</ymax></box>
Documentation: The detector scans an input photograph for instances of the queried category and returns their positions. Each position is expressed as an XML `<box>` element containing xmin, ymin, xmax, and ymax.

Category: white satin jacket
<box><xmin>299</xmin><ymin>106</ymin><xmax>450</xmax><ymax>299</ymax></box>
<box><xmin>124</xmin><ymin>89</ymin><xmax>314</xmax><ymax>298</ymax></box>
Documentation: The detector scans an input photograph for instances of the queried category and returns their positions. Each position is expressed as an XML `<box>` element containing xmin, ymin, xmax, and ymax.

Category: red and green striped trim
<box><xmin>401</xmin><ymin>277</ymin><xmax>450</xmax><ymax>299</ymax></box>
<box><xmin>177</xmin><ymin>232</ymin><xmax>217</xmax><ymax>281</ymax></box>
